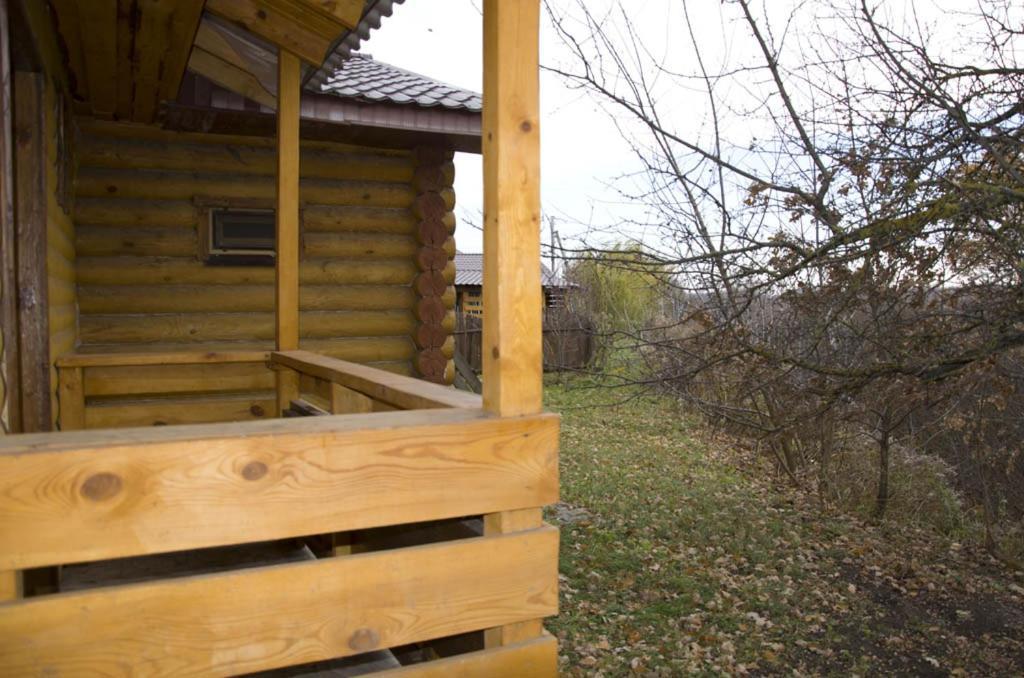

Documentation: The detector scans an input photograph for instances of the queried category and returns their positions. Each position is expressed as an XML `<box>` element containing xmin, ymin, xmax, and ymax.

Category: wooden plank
<box><xmin>0</xmin><ymin>0</ymin><xmax>20</xmax><ymax>433</ymax></box>
<box><xmin>62</xmin><ymin>341</ymin><xmax>414</xmax><ymax>365</ymax></box>
<box><xmin>75</xmin><ymin>167</ymin><xmax>417</xmax><ymax>206</ymax></box>
<box><xmin>0</xmin><ymin>409</ymin><xmax>559</xmax><ymax>569</ymax></box>
<box><xmin>131</xmin><ymin>0</ymin><xmax>205</xmax><ymax>122</ymax></box>
<box><xmin>276</xmin><ymin>49</ymin><xmax>301</xmax><ymax>416</ymax></box>
<box><xmin>48</xmin><ymin>0</ymin><xmax>90</xmax><ymax>105</ymax></box>
<box><xmin>78</xmin><ymin>284</ymin><xmax>417</xmax><ymax>314</ymax></box>
<box><xmin>57</xmin><ymin>350</ymin><xmax>270</xmax><ymax>368</ymax></box>
<box><xmin>155</xmin><ymin>0</ymin><xmax>205</xmax><ymax>102</ymax></box>
<box><xmin>85</xmin><ymin>391</ymin><xmax>275</xmax><ymax>429</ymax></box>
<box><xmin>273</xmin><ymin>350</ymin><xmax>481</xmax><ymax>410</ymax></box>
<box><xmin>57</xmin><ymin>366</ymin><xmax>85</xmax><ymax>430</ymax></box>
<box><xmin>481</xmin><ymin>0</ymin><xmax>543</xmax><ymax>417</ymax></box>
<box><xmin>78</xmin><ymin>310</ymin><xmax>416</xmax><ymax>344</ymax></box>
<box><xmin>13</xmin><ymin>71</ymin><xmax>51</xmax><ymax>432</ymax></box>
<box><xmin>77</xmin><ymin>133</ymin><xmax>414</xmax><ymax>182</ymax></box>
<box><xmin>484</xmin><ymin>508</ymin><xmax>546</xmax><ymax>649</ymax></box>
<box><xmin>375</xmin><ymin>636</ymin><xmax>558</xmax><ymax>678</ymax></box>
<box><xmin>75</xmin><ymin>0</ymin><xmax>117</xmax><ymax>115</ymax></box>
<box><xmin>205</xmin><ymin>0</ymin><xmax>336</xmax><ymax>66</ymax></box>
<box><xmin>83</xmin><ymin>362</ymin><xmax>273</xmax><ymax>397</ymax></box>
<box><xmin>0</xmin><ymin>528</ymin><xmax>559</xmax><ymax>676</ymax></box>
<box><xmin>76</xmin><ymin>257</ymin><xmax>418</xmax><ymax>287</ymax></box>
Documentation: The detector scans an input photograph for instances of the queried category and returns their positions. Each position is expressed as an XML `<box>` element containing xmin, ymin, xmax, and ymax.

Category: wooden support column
<box><xmin>480</xmin><ymin>3</ymin><xmax>551</xmax><ymax>668</ymax></box>
<box><xmin>0</xmin><ymin>0</ymin><xmax>20</xmax><ymax>433</ymax></box>
<box><xmin>481</xmin><ymin>0</ymin><xmax>543</xmax><ymax>418</ymax></box>
<box><xmin>13</xmin><ymin>71</ymin><xmax>51</xmax><ymax>432</ymax></box>
<box><xmin>275</xmin><ymin>49</ymin><xmax>301</xmax><ymax>416</ymax></box>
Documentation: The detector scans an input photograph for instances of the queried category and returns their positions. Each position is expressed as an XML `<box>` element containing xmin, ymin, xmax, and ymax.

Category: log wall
<box><xmin>72</xmin><ymin>121</ymin><xmax>457</xmax><ymax>427</ymax></box>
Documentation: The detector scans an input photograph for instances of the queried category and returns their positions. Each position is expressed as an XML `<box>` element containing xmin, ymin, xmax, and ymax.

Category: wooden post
<box><xmin>480</xmin><ymin>2</ymin><xmax>551</xmax><ymax>667</ymax></box>
<box><xmin>58</xmin><ymin>366</ymin><xmax>85</xmax><ymax>430</ymax></box>
<box><xmin>13</xmin><ymin>70</ymin><xmax>51</xmax><ymax>432</ymax></box>
<box><xmin>275</xmin><ymin>49</ymin><xmax>301</xmax><ymax>416</ymax></box>
<box><xmin>0</xmin><ymin>0</ymin><xmax>20</xmax><ymax>433</ymax></box>
<box><xmin>481</xmin><ymin>0</ymin><xmax>543</xmax><ymax>418</ymax></box>
<box><xmin>329</xmin><ymin>381</ymin><xmax>373</xmax><ymax>414</ymax></box>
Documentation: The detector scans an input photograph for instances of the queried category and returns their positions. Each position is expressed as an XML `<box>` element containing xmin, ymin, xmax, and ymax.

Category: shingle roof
<box><xmin>455</xmin><ymin>252</ymin><xmax>565</xmax><ymax>287</ymax></box>
<box><xmin>321</xmin><ymin>53</ymin><xmax>482</xmax><ymax>112</ymax></box>
<box><xmin>306</xmin><ymin>0</ymin><xmax>405</xmax><ymax>92</ymax></box>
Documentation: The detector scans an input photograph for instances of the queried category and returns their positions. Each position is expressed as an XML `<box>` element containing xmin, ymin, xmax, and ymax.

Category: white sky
<box><xmin>369</xmin><ymin>0</ymin><xmax>643</xmax><ymax>255</ymax></box>
<box><xmin>367</xmin><ymin>0</ymin><xmax>995</xmax><ymax>256</ymax></box>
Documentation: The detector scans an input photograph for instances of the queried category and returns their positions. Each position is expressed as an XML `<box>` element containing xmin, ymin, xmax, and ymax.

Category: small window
<box><xmin>207</xmin><ymin>208</ymin><xmax>276</xmax><ymax>266</ymax></box>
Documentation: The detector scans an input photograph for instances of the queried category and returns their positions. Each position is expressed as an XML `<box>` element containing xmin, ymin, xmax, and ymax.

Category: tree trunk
<box><xmin>873</xmin><ymin>428</ymin><xmax>891</xmax><ymax>519</ymax></box>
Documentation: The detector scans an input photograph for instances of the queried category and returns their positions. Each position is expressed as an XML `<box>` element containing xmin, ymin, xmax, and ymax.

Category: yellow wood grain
<box><xmin>206</xmin><ymin>0</ymin><xmax>338</xmax><ymax>66</ymax></box>
<box><xmin>0</xmin><ymin>570</ymin><xmax>22</xmax><ymax>601</ymax></box>
<box><xmin>62</xmin><ymin>341</ymin><xmax>414</xmax><ymax>365</ymax></box>
<box><xmin>79</xmin><ymin>310</ymin><xmax>416</xmax><ymax>344</ymax></box>
<box><xmin>85</xmin><ymin>392</ymin><xmax>275</xmax><ymax>429</ymax></box>
<box><xmin>130</xmin><ymin>0</ymin><xmax>204</xmax><ymax>123</ymax></box>
<box><xmin>78</xmin><ymin>284</ymin><xmax>417</xmax><ymax>314</ymax></box>
<box><xmin>303</xmin><ymin>232</ymin><xmax>417</xmax><ymax>259</ymax></box>
<box><xmin>484</xmin><ymin>508</ymin><xmax>547</xmax><ymax>649</ymax></box>
<box><xmin>0</xmin><ymin>409</ymin><xmax>559</xmax><ymax>569</ymax></box>
<box><xmin>84</xmin><ymin>362</ymin><xmax>273</xmax><ymax>397</ymax></box>
<box><xmin>272</xmin><ymin>349</ymin><xmax>481</xmax><ymax>410</ymax></box>
<box><xmin>58</xmin><ymin>350</ymin><xmax>271</xmax><ymax>368</ymax></box>
<box><xmin>75</xmin><ymin>168</ymin><xmax>416</xmax><ymax>206</ymax></box>
<box><xmin>77</xmin><ymin>257</ymin><xmax>418</xmax><ymax>287</ymax></box>
<box><xmin>0</xmin><ymin>528</ymin><xmax>559</xmax><ymax>676</ymax></box>
<box><xmin>481</xmin><ymin>0</ymin><xmax>543</xmax><ymax>417</ymax></box>
<box><xmin>78</xmin><ymin>134</ymin><xmax>413</xmax><ymax>183</ymax></box>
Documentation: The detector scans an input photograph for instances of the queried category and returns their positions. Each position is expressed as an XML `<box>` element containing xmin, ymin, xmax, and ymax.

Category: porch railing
<box><xmin>0</xmin><ymin>385</ymin><xmax>559</xmax><ymax>674</ymax></box>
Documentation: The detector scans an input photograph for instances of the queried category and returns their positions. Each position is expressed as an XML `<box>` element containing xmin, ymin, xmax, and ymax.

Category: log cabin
<box><xmin>0</xmin><ymin>1</ymin><xmax>558</xmax><ymax>675</ymax></box>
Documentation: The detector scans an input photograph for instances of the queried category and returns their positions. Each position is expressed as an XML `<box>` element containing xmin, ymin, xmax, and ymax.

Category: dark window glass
<box><xmin>211</xmin><ymin>209</ymin><xmax>275</xmax><ymax>252</ymax></box>
<box><xmin>206</xmin><ymin>209</ymin><xmax>276</xmax><ymax>266</ymax></box>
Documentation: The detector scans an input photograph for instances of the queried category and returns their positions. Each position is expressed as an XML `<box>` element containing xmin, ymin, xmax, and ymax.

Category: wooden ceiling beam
<box><xmin>205</xmin><ymin>0</ymin><xmax>350</xmax><ymax>66</ymax></box>
<box><xmin>48</xmin><ymin>0</ymin><xmax>91</xmax><ymax>106</ymax></box>
<box><xmin>129</xmin><ymin>0</ymin><xmax>205</xmax><ymax>123</ymax></box>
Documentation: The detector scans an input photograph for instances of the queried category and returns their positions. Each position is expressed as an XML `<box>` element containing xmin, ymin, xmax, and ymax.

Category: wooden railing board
<box><xmin>0</xmin><ymin>527</ymin><xmax>559</xmax><ymax>677</ymax></box>
<box><xmin>273</xmin><ymin>349</ymin><xmax>481</xmax><ymax>410</ymax></box>
<box><xmin>0</xmin><ymin>409</ymin><xmax>559</xmax><ymax>569</ymax></box>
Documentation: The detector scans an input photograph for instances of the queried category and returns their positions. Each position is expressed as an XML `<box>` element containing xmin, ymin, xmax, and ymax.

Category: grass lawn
<box><xmin>544</xmin><ymin>378</ymin><xmax>1024</xmax><ymax>676</ymax></box>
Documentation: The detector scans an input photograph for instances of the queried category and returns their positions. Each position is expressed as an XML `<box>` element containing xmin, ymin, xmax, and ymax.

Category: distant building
<box><xmin>454</xmin><ymin>252</ymin><xmax>571</xmax><ymax>317</ymax></box>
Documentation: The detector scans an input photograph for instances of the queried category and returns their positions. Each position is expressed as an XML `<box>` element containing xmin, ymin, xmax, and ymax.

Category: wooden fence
<box><xmin>455</xmin><ymin>310</ymin><xmax>594</xmax><ymax>373</ymax></box>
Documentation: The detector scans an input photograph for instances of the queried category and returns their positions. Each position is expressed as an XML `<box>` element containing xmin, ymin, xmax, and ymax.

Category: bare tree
<box><xmin>547</xmin><ymin>0</ymin><xmax>1024</xmax><ymax>543</ymax></box>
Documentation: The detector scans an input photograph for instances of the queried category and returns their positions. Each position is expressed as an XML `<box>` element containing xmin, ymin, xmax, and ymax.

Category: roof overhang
<box><xmin>168</xmin><ymin>73</ymin><xmax>481</xmax><ymax>153</ymax></box>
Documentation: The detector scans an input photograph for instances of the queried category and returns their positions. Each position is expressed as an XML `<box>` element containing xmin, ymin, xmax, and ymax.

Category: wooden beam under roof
<box><xmin>205</xmin><ymin>0</ymin><xmax>362</xmax><ymax>67</ymax></box>
<box><xmin>188</xmin><ymin>47</ymin><xmax>276</xmax><ymax>108</ymax></box>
